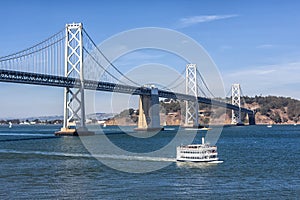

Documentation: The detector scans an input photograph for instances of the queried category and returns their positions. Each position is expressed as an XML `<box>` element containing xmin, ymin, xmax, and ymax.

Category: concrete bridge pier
<box><xmin>248</xmin><ymin>111</ymin><xmax>256</xmax><ymax>125</ymax></box>
<box><xmin>135</xmin><ymin>87</ymin><xmax>163</xmax><ymax>131</ymax></box>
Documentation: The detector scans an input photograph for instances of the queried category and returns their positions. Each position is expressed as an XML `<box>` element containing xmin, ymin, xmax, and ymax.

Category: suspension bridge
<box><xmin>0</xmin><ymin>23</ymin><xmax>255</xmax><ymax>135</ymax></box>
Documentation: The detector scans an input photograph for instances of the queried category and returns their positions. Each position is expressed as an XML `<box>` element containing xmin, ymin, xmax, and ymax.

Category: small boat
<box><xmin>8</xmin><ymin>122</ymin><xmax>12</xmax><ymax>128</ymax></box>
<box><xmin>184</xmin><ymin>127</ymin><xmax>212</xmax><ymax>131</ymax></box>
<box><xmin>199</xmin><ymin>127</ymin><xmax>212</xmax><ymax>131</ymax></box>
<box><xmin>176</xmin><ymin>137</ymin><xmax>222</xmax><ymax>163</ymax></box>
<box><xmin>267</xmin><ymin>124</ymin><xmax>272</xmax><ymax>128</ymax></box>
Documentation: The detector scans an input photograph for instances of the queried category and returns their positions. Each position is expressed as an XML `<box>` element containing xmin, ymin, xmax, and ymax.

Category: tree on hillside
<box><xmin>287</xmin><ymin>101</ymin><xmax>300</xmax><ymax>122</ymax></box>
<box><xmin>270</xmin><ymin>111</ymin><xmax>282</xmax><ymax>123</ymax></box>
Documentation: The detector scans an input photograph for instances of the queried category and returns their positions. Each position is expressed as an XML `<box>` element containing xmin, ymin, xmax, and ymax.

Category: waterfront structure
<box><xmin>0</xmin><ymin>23</ymin><xmax>255</xmax><ymax>135</ymax></box>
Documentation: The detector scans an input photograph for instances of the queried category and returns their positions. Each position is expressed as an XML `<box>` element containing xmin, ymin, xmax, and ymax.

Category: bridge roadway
<box><xmin>0</xmin><ymin>69</ymin><xmax>254</xmax><ymax>114</ymax></box>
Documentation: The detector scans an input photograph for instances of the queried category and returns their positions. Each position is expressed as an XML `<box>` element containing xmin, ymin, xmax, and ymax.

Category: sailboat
<box><xmin>9</xmin><ymin>122</ymin><xmax>12</xmax><ymax>128</ymax></box>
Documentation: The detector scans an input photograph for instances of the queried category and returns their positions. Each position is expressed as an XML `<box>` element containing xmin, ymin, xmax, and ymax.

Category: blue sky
<box><xmin>0</xmin><ymin>0</ymin><xmax>300</xmax><ymax>118</ymax></box>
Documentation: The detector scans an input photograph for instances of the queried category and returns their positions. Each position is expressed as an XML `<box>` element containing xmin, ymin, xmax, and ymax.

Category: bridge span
<box><xmin>0</xmin><ymin>23</ymin><xmax>255</xmax><ymax>135</ymax></box>
<box><xmin>0</xmin><ymin>68</ymin><xmax>255</xmax><ymax>129</ymax></box>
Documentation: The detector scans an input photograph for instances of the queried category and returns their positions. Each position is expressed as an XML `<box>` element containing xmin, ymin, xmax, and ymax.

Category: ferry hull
<box><xmin>176</xmin><ymin>158</ymin><xmax>219</xmax><ymax>163</ymax></box>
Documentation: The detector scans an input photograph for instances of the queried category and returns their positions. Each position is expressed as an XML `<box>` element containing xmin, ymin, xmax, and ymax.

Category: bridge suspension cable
<box><xmin>0</xmin><ymin>29</ymin><xmax>65</xmax><ymax>76</ymax></box>
<box><xmin>196</xmin><ymin>82</ymin><xmax>208</xmax><ymax>97</ymax></box>
<box><xmin>83</xmin><ymin>47</ymin><xmax>130</xmax><ymax>85</ymax></box>
<box><xmin>82</xmin><ymin>29</ymin><xmax>141</xmax><ymax>86</ymax></box>
<box><xmin>167</xmin><ymin>78</ymin><xmax>185</xmax><ymax>91</ymax></box>
<box><xmin>196</xmin><ymin>70</ymin><xmax>215</xmax><ymax>98</ymax></box>
<box><xmin>164</xmin><ymin>68</ymin><xmax>186</xmax><ymax>89</ymax></box>
<box><xmin>0</xmin><ymin>24</ymin><xmax>217</xmax><ymax>101</ymax></box>
<box><xmin>0</xmin><ymin>29</ymin><xmax>64</xmax><ymax>61</ymax></box>
<box><xmin>240</xmin><ymin>87</ymin><xmax>246</xmax><ymax>106</ymax></box>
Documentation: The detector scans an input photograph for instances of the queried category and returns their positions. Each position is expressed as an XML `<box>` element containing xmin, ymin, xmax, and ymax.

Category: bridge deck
<box><xmin>0</xmin><ymin>69</ymin><xmax>254</xmax><ymax>114</ymax></box>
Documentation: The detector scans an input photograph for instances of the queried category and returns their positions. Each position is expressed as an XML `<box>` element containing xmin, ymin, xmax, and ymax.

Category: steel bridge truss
<box><xmin>185</xmin><ymin>64</ymin><xmax>199</xmax><ymax>127</ymax></box>
<box><xmin>231</xmin><ymin>83</ymin><xmax>242</xmax><ymax>124</ymax></box>
<box><xmin>63</xmin><ymin>23</ymin><xmax>86</xmax><ymax>129</ymax></box>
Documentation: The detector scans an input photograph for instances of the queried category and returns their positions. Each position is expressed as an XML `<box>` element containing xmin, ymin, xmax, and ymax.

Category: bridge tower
<box><xmin>56</xmin><ymin>23</ymin><xmax>93</xmax><ymax>136</ymax></box>
<box><xmin>231</xmin><ymin>83</ymin><xmax>242</xmax><ymax>125</ymax></box>
<box><xmin>184</xmin><ymin>64</ymin><xmax>199</xmax><ymax>127</ymax></box>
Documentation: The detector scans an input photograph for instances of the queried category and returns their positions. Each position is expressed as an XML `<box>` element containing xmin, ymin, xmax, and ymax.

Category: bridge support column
<box><xmin>135</xmin><ymin>87</ymin><xmax>163</xmax><ymax>131</ymax></box>
<box><xmin>55</xmin><ymin>23</ymin><xmax>93</xmax><ymax>136</ymax></box>
<box><xmin>248</xmin><ymin>111</ymin><xmax>256</xmax><ymax>125</ymax></box>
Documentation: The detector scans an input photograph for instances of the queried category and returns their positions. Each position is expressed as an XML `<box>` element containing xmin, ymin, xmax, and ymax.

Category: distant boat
<box><xmin>185</xmin><ymin>127</ymin><xmax>212</xmax><ymax>131</ymax></box>
<box><xmin>20</xmin><ymin>121</ymin><xmax>30</xmax><ymax>125</ymax></box>
<box><xmin>267</xmin><ymin>123</ymin><xmax>272</xmax><ymax>128</ymax></box>
<box><xmin>199</xmin><ymin>127</ymin><xmax>212</xmax><ymax>131</ymax></box>
<box><xmin>103</xmin><ymin>123</ymin><xmax>107</xmax><ymax>128</ymax></box>
<box><xmin>9</xmin><ymin>122</ymin><xmax>12</xmax><ymax>128</ymax></box>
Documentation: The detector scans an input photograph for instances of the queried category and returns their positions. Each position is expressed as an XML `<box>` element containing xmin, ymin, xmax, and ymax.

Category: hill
<box><xmin>242</xmin><ymin>96</ymin><xmax>300</xmax><ymax>124</ymax></box>
<box><xmin>105</xmin><ymin>96</ymin><xmax>300</xmax><ymax>125</ymax></box>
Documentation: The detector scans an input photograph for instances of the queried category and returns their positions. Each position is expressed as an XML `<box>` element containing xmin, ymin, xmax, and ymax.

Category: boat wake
<box><xmin>0</xmin><ymin>149</ymin><xmax>176</xmax><ymax>162</ymax></box>
<box><xmin>0</xmin><ymin>133</ymin><xmax>53</xmax><ymax>137</ymax></box>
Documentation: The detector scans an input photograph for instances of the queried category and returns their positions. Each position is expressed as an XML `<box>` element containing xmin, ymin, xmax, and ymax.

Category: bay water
<box><xmin>0</xmin><ymin>125</ymin><xmax>299</xmax><ymax>199</ymax></box>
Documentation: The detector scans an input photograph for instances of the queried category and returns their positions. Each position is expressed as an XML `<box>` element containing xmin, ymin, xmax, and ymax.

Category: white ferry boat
<box><xmin>176</xmin><ymin>137</ymin><xmax>222</xmax><ymax>163</ymax></box>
